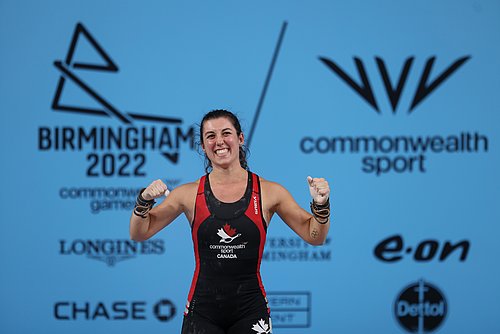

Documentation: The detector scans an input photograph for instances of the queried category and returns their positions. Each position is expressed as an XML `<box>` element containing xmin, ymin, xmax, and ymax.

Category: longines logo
<box><xmin>319</xmin><ymin>56</ymin><xmax>470</xmax><ymax>114</ymax></box>
<box><xmin>59</xmin><ymin>239</ymin><xmax>165</xmax><ymax>266</ymax></box>
<box><xmin>38</xmin><ymin>22</ymin><xmax>195</xmax><ymax>177</ymax></box>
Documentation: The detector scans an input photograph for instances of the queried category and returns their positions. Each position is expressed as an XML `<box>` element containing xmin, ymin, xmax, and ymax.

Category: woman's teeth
<box><xmin>215</xmin><ymin>148</ymin><xmax>228</xmax><ymax>156</ymax></box>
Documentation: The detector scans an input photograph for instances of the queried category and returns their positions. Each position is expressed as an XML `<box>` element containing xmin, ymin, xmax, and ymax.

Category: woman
<box><xmin>130</xmin><ymin>109</ymin><xmax>331</xmax><ymax>334</ymax></box>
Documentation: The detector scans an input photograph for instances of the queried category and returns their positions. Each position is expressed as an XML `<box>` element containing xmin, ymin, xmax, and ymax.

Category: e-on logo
<box><xmin>374</xmin><ymin>234</ymin><xmax>470</xmax><ymax>262</ymax></box>
<box><xmin>394</xmin><ymin>279</ymin><xmax>447</xmax><ymax>333</ymax></box>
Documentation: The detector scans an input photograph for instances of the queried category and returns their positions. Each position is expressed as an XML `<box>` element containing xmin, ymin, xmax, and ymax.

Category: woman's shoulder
<box><xmin>257</xmin><ymin>174</ymin><xmax>287</xmax><ymax>194</ymax></box>
<box><xmin>175</xmin><ymin>178</ymin><xmax>201</xmax><ymax>190</ymax></box>
<box><xmin>255</xmin><ymin>174</ymin><xmax>293</xmax><ymax>211</ymax></box>
<box><xmin>168</xmin><ymin>178</ymin><xmax>202</xmax><ymax>197</ymax></box>
<box><xmin>164</xmin><ymin>178</ymin><xmax>201</xmax><ymax>209</ymax></box>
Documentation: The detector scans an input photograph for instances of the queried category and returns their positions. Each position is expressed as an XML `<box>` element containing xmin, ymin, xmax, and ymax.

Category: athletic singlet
<box><xmin>181</xmin><ymin>171</ymin><xmax>272</xmax><ymax>334</ymax></box>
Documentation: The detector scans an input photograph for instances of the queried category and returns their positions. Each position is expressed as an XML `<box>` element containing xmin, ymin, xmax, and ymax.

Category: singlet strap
<box><xmin>251</xmin><ymin>172</ymin><xmax>260</xmax><ymax>195</ymax></box>
<box><xmin>192</xmin><ymin>175</ymin><xmax>210</xmax><ymax>230</ymax></box>
<box><xmin>245</xmin><ymin>172</ymin><xmax>268</xmax><ymax>232</ymax></box>
<box><xmin>197</xmin><ymin>175</ymin><xmax>206</xmax><ymax>195</ymax></box>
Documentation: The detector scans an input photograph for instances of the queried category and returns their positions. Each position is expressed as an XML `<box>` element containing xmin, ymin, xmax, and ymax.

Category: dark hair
<box><xmin>199</xmin><ymin>109</ymin><xmax>249</xmax><ymax>173</ymax></box>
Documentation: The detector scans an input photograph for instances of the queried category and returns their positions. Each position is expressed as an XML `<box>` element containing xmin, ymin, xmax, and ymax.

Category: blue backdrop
<box><xmin>1</xmin><ymin>0</ymin><xmax>499</xmax><ymax>333</ymax></box>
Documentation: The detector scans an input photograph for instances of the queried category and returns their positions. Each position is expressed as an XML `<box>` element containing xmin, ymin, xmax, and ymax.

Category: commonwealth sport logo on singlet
<box><xmin>217</xmin><ymin>224</ymin><xmax>242</xmax><ymax>243</ymax></box>
<box><xmin>209</xmin><ymin>223</ymin><xmax>247</xmax><ymax>259</ymax></box>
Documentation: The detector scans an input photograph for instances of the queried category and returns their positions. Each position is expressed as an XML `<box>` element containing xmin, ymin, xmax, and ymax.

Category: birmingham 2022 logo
<box><xmin>38</xmin><ymin>23</ymin><xmax>195</xmax><ymax>178</ymax></box>
<box><xmin>38</xmin><ymin>22</ymin><xmax>287</xmax><ymax>213</ymax></box>
<box><xmin>39</xmin><ymin>22</ymin><xmax>288</xmax><ymax>177</ymax></box>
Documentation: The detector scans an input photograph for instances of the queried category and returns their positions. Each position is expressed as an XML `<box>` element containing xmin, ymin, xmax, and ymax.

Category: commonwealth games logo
<box><xmin>39</xmin><ymin>22</ymin><xmax>195</xmax><ymax>177</ymax></box>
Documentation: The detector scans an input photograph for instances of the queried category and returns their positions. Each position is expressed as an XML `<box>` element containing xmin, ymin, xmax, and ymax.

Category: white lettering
<box><xmin>217</xmin><ymin>254</ymin><xmax>237</xmax><ymax>259</ymax></box>
<box><xmin>396</xmin><ymin>301</ymin><xmax>444</xmax><ymax>317</ymax></box>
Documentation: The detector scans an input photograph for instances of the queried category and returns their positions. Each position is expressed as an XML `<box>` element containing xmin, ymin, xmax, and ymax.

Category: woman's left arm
<box><xmin>267</xmin><ymin>177</ymin><xmax>331</xmax><ymax>245</ymax></box>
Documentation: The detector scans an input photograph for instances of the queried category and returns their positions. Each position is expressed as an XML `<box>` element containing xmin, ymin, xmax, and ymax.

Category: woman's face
<box><xmin>201</xmin><ymin>117</ymin><xmax>244</xmax><ymax>169</ymax></box>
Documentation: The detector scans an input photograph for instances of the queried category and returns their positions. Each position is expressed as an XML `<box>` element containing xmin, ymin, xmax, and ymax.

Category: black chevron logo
<box><xmin>319</xmin><ymin>56</ymin><xmax>470</xmax><ymax>114</ymax></box>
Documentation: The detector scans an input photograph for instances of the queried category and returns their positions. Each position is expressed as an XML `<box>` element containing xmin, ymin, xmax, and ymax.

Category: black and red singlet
<box><xmin>181</xmin><ymin>171</ymin><xmax>272</xmax><ymax>334</ymax></box>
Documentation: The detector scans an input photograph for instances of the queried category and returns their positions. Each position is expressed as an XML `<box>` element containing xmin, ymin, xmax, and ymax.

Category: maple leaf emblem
<box><xmin>223</xmin><ymin>223</ymin><xmax>237</xmax><ymax>237</ymax></box>
<box><xmin>217</xmin><ymin>224</ymin><xmax>241</xmax><ymax>243</ymax></box>
<box><xmin>252</xmin><ymin>318</ymin><xmax>271</xmax><ymax>333</ymax></box>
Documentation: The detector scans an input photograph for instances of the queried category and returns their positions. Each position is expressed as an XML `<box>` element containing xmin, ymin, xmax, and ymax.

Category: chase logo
<box><xmin>394</xmin><ymin>279</ymin><xmax>447</xmax><ymax>333</ymax></box>
<box><xmin>54</xmin><ymin>298</ymin><xmax>176</xmax><ymax>322</ymax></box>
<box><xmin>319</xmin><ymin>56</ymin><xmax>470</xmax><ymax>114</ymax></box>
<box><xmin>154</xmin><ymin>299</ymin><xmax>176</xmax><ymax>322</ymax></box>
<box><xmin>39</xmin><ymin>22</ymin><xmax>195</xmax><ymax>177</ymax></box>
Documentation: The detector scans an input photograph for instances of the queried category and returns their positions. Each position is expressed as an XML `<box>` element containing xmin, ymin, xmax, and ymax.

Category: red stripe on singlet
<box><xmin>186</xmin><ymin>176</ymin><xmax>210</xmax><ymax>308</ymax></box>
<box><xmin>244</xmin><ymin>173</ymin><xmax>268</xmax><ymax>308</ymax></box>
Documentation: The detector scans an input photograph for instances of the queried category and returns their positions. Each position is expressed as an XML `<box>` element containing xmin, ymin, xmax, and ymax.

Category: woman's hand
<box><xmin>307</xmin><ymin>176</ymin><xmax>330</xmax><ymax>205</ymax></box>
<box><xmin>142</xmin><ymin>179</ymin><xmax>170</xmax><ymax>201</ymax></box>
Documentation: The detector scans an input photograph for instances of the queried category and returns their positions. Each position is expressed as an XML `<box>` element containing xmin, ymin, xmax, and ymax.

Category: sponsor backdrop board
<box><xmin>1</xmin><ymin>0</ymin><xmax>499</xmax><ymax>333</ymax></box>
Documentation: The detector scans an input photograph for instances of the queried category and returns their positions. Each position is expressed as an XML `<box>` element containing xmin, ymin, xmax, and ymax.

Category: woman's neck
<box><xmin>209</xmin><ymin>165</ymin><xmax>247</xmax><ymax>184</ymax></box>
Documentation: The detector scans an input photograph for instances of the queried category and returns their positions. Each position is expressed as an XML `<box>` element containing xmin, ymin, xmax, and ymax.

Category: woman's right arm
<box><xmin>129</xmin><ymin>180</ymin><xmax>196</xmax><ymax>241</ymax></box>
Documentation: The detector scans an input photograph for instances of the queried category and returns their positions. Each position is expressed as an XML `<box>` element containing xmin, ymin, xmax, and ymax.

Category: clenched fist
<box><xmin>307</xmin><ymin>176</ymin><xmax>330</xmax><ymax>205</ymax></box>
<box><xmin>142</xmin><ymin>179</ymin><xmax>170</xmax><ymax>201</ymax></box>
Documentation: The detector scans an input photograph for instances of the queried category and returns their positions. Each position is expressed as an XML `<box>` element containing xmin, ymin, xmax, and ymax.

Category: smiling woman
<box><xmin>129</xmin><ymin>109</ymin><xmax>332</xmax><ymax>334</ymax></box>
<box><xmin>200</xmin><ymin>109</ymin><xmax>249</xmax><ymax>173</ymax></box>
